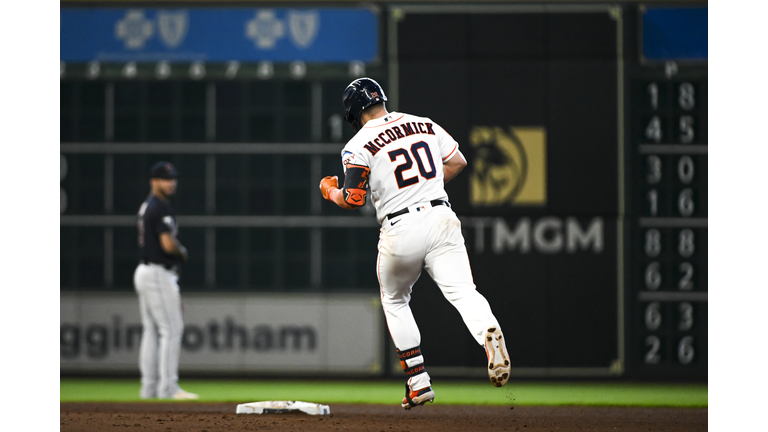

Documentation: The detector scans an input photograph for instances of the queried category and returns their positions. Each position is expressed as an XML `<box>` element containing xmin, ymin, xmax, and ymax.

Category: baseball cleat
<box><xmin>401</xmin><ymin>383</ymin><xmax>435</xmax><ymax>410</ymax></box>
<box><xmin>171</xmin><ymin>389</ymin><xmax>199</xmax><ymax>400</ymax></box>
<box><xmin>484</xmin><ymin>326</ymin><xmax>511</xmax><ymax>387</ymax></box>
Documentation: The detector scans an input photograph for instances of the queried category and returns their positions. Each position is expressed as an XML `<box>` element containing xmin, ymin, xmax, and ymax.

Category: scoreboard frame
<box><xmin>389</xmin><ymin>2</ymin><xmax>627</xmax><ymax>378</ymax></box>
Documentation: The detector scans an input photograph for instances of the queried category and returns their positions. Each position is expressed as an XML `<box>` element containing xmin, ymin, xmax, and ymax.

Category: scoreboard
<box><xmin>625</xmin><ymin>6</ymin><xmax>707</xmax><ymax>378</ymax></box>
<box><xmin>392</xmin><ymin>3</ymin><xmax>707</xmax><ymax>379</ymax></box>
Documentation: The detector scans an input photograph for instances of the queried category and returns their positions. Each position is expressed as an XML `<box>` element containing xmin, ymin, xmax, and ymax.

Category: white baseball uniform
<box><xmin>339</xmin><ymin>112</ymin><xmax>502</xmax><ymax>392</ymax></box>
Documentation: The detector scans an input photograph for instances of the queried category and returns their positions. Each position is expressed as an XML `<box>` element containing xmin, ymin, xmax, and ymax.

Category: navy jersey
<box><xmin>137</xmin><ymin>194</ymin><xmax>182</xmax><ymax>267</ymax></box>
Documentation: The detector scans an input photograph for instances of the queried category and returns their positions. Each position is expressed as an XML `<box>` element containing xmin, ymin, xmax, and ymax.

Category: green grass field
<box><xmin>60</xmin><ymin>379</ymin><xmax>707</xmax><ymax>407</ymax></box>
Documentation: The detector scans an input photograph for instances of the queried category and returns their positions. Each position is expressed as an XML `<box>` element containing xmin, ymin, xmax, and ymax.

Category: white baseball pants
<box><xmin>377</xmin><ymin>203</ymin><xmax>501</xmax><ymax>390</ymax></box>
<box><xmin>133</xmin><ymin>263</ymin><xmax>184</xmax><ymax>399</ymax></box>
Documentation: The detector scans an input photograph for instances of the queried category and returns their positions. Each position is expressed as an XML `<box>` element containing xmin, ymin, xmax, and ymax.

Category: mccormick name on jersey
<box><xmin>363</xmin><ymin>122</ymin><xmax>436</xmax><ymax>156</ymax></box>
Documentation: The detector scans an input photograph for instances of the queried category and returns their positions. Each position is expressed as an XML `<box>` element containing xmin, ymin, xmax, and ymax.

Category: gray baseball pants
<box><xmin>133</xmin><ymin>263</ymin><xmax>184</xmax><ymax>399</ymax></box>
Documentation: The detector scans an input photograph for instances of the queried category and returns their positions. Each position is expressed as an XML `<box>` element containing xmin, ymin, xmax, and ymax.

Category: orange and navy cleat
<box><xmin>401</xmin><ymin>383</ymin><xmax>435</xmax><ymax>410</ymax></box>
<box><xmin>485</xmin><ymin>326</ymin><xmax>511</xmax><ymax>387</ymax></box>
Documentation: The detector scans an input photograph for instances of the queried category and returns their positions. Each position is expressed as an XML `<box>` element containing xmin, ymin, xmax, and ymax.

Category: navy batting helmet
<box><xmin>342</xmin><ymin>77</ymin><xmax>387</xmax><ymax>131</ymax></box>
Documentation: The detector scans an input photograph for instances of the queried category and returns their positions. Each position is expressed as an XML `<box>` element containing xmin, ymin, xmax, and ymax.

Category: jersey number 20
<box><xmin>388</xmin><ymin>141</ymin><xmax>437</xmax><ymax>189</ymax></box>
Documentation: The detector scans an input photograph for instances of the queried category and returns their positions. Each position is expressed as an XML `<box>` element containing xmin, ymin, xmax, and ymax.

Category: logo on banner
<box><xmin>115</xmin><ymin>10</ymin><xmax>154</xmax><ymax>49</ymax></box>
<box><xmin>469</xmin><ymin>126</ymin><xmax>547</xmax><ymax>207</ymax></box>
<box><xmin>288</xmin><ymin>10</ymin><xmax>320</xmax><ymax>48</ymax></box>
<box><xmin>157</xmin><ymin>10</ymin><xmax>189</xmax><ymax>48</ymax></box>
<box><xmin>246</xmin><ymin>10</ymin><xmax>285</xmax><ymax>49</ymax></box>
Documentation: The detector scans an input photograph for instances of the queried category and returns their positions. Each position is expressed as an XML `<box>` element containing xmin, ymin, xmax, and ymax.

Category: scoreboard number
<box><xmin>678</xmin><ymin>262</ymin><xmax>694</xmax><ymax>290</ymax></box>
<box><xmin>648</xmin><ymin>82</ymin><xmax>658</xmax><ymax>109</ymax></box>
<box><xmin>678</xmin><ymin>116</ymin><xmax>695</xmax><ymax>143</ymax></box>
<box><xmin>647</xmin><ymin>189</ymin><xmax>658</xmax><ymax>216</ymax></box>
<box><xmin>156</xmin><ymin>61</ymin><xmax>171</xmax><ymax>80</ymax></box>
<box><xmin>190</xmin><ymin>61</ymin><xmax>206</xmax><ymax>80</ymax></box>
<box><xmin>225</xmin><ymin>61</ymin><xmax>240</xmax><ymax>79</ymax></box>
<box><xmin>645</xmin><ymin>116</ymin><xmax>662</xmax><ymax>143</ymax></box>
<box><xmin>645</xmin><ymin>229</ymin><xmax>661</xmax><ymax>257</ymax></box>
<box><xmin>678</xmin><ymin>82</ymin><xmax>696</xmax><ymax>110</ymax></box>
<box><xmin>645</xmin><ymin>302</ymin><xmax>661</xmax><ymax>330</ymax></box>
<box><xmin>646</xmin><ymin>155</ymin><xmax>662</xmax><ymax>184</ymax></box>
<box><xmin>678</xmin><ymin>302</ymin><xmax>694</xmax><ymax>331</ymax></box>
<box><xmin>678</xmin><ymin>229</ymin><xmax>695</xmax><ymax>257</ymax></box>
<box><xmin>645</xmin><ymin>262</ymin><xmax>661</xmax><ymax>290</ymax></box>
<box><xmin>678</xmin><ymin>189</ymin><xmax>694</xmax><ymax>217</ymax></box>
<box><xmin>677</xmin><ymin>336</ymin><xmax>694</xmax><ymax>365</ymax></box>
<box><xmin>122</xmin><ymin>62</ymin><xmax>137</xmax><ymax>79</ymax></box>
<box><xmin>644</xmin><ymin>336</ymin><xmax>661</xmax><ymax>364</ymax></box>
<box><xmin>678</xmin><ymin>156</ymin><xmax>694</xmax><ymax>183</ymax></box>
<box><xmin>87</xmin><ymin>60</ymin><xmax>101</xmax><ymax>79</ymax></box>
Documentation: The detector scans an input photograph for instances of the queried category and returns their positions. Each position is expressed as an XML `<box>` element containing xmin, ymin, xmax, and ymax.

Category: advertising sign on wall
<box><xmin>61</xmin><ymin>293</ymin><xmax>384</xmax><ymax>375</ymax></box>
<box><xmin>60</xmin><ymin>8</ymin><xmax>379</xmax><ymax>63</ymax></box>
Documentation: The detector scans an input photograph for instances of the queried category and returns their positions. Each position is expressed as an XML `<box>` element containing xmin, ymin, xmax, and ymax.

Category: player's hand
<box><xmin>178</xmin><ymin>244</ymin><xmax>189</xmax><ymax>263</ymax></box>
<box><xmin>319</xmin><ymin>176</ymin><xmax>339</xmax><ymax>200</ymax></box>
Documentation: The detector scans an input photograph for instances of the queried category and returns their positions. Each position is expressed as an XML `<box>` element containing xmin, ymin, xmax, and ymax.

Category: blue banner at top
<box><xmin>642</xmin><ymin>7</ymin><xmax>707</xmax><ymax>61</ymax></box>
<box><xmin>60</xmin><ymin>8</ymin><xmax>379</xmax><ymax>63</ymax></box>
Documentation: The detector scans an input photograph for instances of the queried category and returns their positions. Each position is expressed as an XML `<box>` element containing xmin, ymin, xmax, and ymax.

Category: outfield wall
<box><xmin>60</xmin><ymin>293</ymin><xmax>384</xmax><ymax>375</ymax></box>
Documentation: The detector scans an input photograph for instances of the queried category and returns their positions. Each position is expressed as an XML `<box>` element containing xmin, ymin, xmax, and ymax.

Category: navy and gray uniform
<box><xmin>133</xmin><ymin>194</ymin><xmax>185</xmax><ymax>399</ymax></box>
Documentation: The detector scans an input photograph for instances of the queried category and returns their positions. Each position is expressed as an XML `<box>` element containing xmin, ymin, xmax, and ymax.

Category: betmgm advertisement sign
<box><xmin>61</xmin><ymin>293</ymin><xmax>383</xmax><ymax>375</ymax></box>
<box><xmin>469</xmin><ymin>126</ymin><xmax>546</xmax><ymax>208</ymax></box>
<box><xmin>466</xmin><ymin>125</ymin><xmax>605</xmax><ymax>256</ymax></box>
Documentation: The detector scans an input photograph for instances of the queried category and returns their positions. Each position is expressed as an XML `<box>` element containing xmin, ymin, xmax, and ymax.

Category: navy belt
<box><xmin>386</xmin><ymin>199</ymin><xmax>450</xmax><ymax>221</ymax></box>
<box><xmin>140</xmin><ymin>259</ymin><xmax>178</xmax><ymax>271</ymax></box>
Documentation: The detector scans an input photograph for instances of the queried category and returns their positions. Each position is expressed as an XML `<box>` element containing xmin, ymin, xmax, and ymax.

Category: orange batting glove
<box><xmin>319</xmin><ymin>176</ymin><xmax>339</xmax><ymax>201</ymax></box>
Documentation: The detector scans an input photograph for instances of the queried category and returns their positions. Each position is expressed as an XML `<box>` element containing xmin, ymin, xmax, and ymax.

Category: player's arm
<box><xmin>319</xmin><ymin>164</ymin><xmax>371</xmax><ymax>210</ymax></box>
<box><xmin>443</xmin><ymin>150</ymin><xmax>468</xmax><ymax>184</ymax></box>
<box><xmin>153</xmin><ymin>210</ymin><xmax>187</xmax><ymax>262</ymax></box>
<box><xmin>159</xmin><ymin>232</ymin><xmax>188</xmax><ymax>262</ymax></box>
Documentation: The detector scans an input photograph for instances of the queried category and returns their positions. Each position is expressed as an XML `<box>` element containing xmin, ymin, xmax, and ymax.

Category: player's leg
<box><xmin>153</xmin><ymin>269</ymin><xmax>185</xmax><ymax>399</ymax></box>
<box><xmin>138</xmin><ymin>296</ymin><xmax>160</xmax><ymax>398</ymax></box>
<box><xmin>377</xmin><ymin>221</ymin><xmax>435</xmax><ymax>408</ymax></box>
<box><xmin>136</xmin><ymin>266</ymin><xmax>186</xmax><ymax>398</ymax></box>
<box><xmin>134</xmin><ymin>265</ymin><xmax>159</xmax><ymax>399</ymax></box>
<box><xmin>423</xmin><ymin>208</ymin><xmax>499</xmax><ymax>343</ymax></box>
<box><xmin>423</xmin><ymin>207</ymin><xmax>511</xmax><ymax>387</ymax></box>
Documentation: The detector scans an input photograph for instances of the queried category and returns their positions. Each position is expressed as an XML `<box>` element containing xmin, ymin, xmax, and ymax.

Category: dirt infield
<box><xmin>60</xmin><ymin>402</ymin><xmax>707</xmax><ymax>432</ymax></box>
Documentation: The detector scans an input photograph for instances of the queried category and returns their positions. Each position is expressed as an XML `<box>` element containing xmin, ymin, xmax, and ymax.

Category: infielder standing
<box><xmin>134</xmin><ymin>161</ymin><xmax>198</xmax><ymax>400</ymax></box>
<box><xmin>319</xmin><ymin>78</ymin><xmax>510</xmax><ymax>409</ymax></box>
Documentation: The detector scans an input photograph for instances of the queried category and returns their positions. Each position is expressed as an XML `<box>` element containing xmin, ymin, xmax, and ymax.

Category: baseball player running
<box><xmin>134</xmin><ymin>162</ymin><xmax>198</xmax><ymax>400</ymax></box>
<box><xmin>319</xmin><ymin>78</ymin><xmax>510</xmax><ymax>409</ymax></box>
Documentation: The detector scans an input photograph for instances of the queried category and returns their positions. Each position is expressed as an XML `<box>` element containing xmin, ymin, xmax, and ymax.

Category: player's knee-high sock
<box><xmin>382</xmin><ymin>295</ymin><xmax>433</xmax><ymax>389</ymax></box>
<box><xmin>397</xmin><ymin>346</ymin><xmax>432</xmax><ymax>391</ymax></box>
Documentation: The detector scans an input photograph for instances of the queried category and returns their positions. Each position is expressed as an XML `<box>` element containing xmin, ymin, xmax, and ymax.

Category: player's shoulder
<box><xmin>410</xmin><ymin>113</ymin><xmax>453</xmax><ymax>138</ymax></box>
<box><xmin>399</xmin><ymin>111</ymin><xmax>436</xmax><ymax>124</ymax></box>
<box><xmin>400</xmin><ymin>112</ymin><xmax>448</xmax><ymax>134</ymax></box>
<box><xmin>342</xmin><ymin>132</ymin><xmax>372</xmax><ymax>156</ymax></box>
<box><xmin>145</xmin><ymin>195</ymin><xmax>172</xmax><ymax>215</ymax></box>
